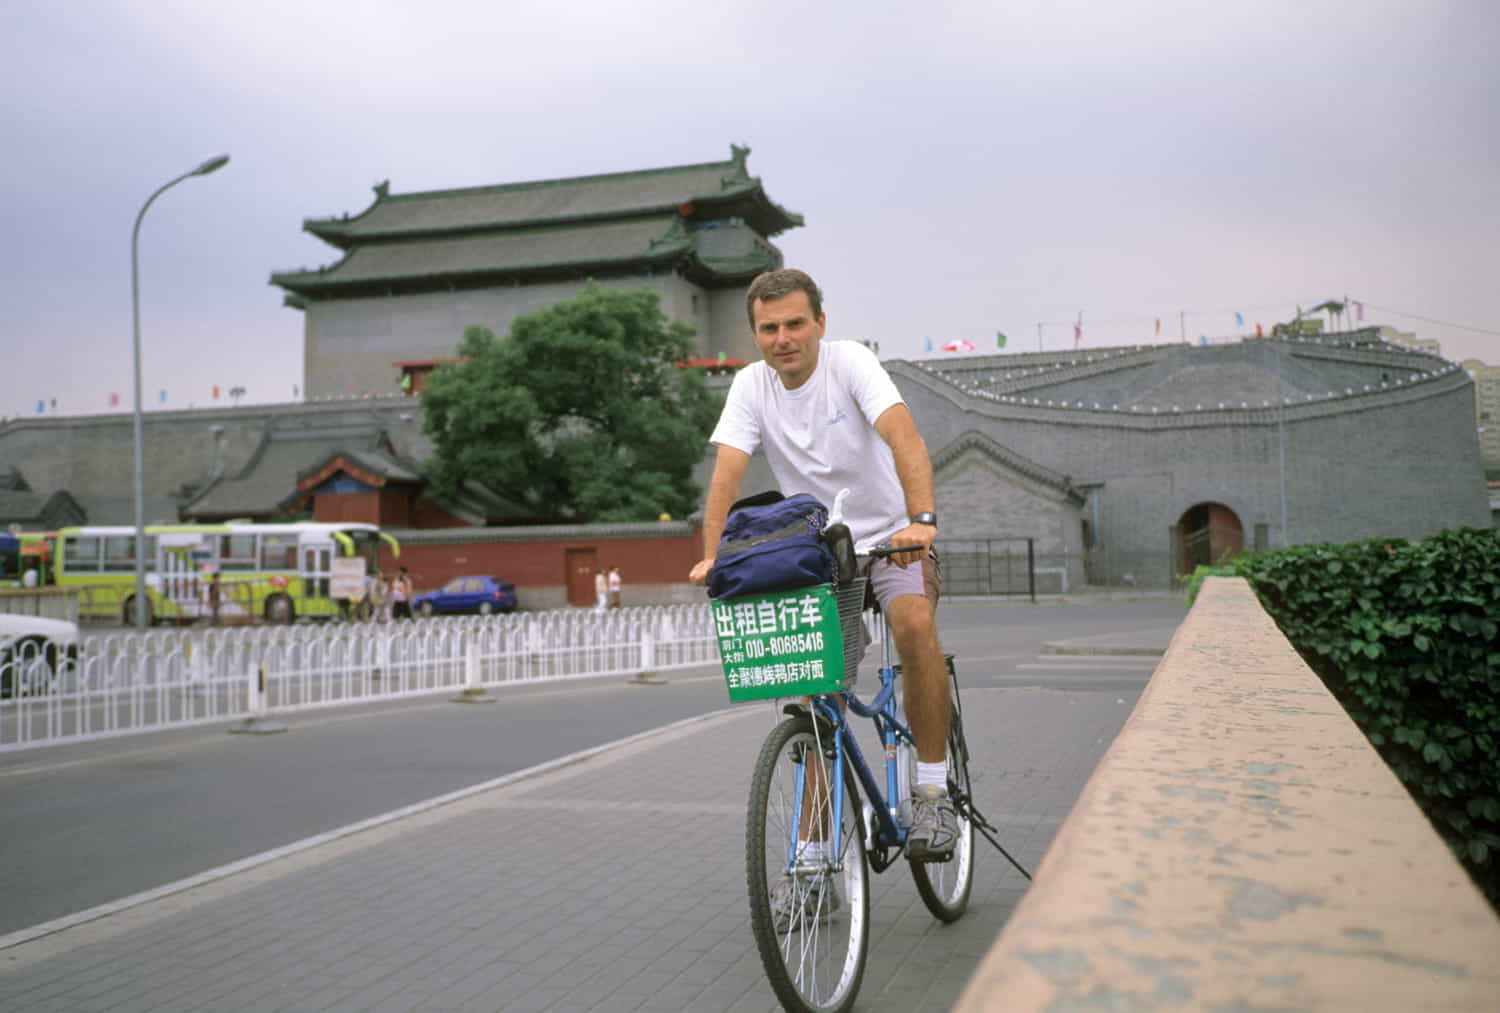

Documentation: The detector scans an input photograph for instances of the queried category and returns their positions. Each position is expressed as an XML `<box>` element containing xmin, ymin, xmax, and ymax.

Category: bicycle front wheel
<box><xmin>909</xmin><ymin>671</ymin><xmax>975</xmax><ymax>922</ymax></box>
<box><xmin>747</xmin><ymin>713</ymin><xmax>870</xmax><ymax>1013</ymax></box>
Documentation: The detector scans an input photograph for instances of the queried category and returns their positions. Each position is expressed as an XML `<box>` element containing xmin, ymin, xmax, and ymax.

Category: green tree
<box><xmin>421</xmin><ymin>284</ymin><xmax>722</xmax><ymax>522</ymax></box>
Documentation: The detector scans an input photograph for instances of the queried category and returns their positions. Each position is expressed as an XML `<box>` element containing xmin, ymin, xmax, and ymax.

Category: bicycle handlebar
<box><xmin>862</xmin><ymin>542</ymin><xmax>923</xmax><ymax>560</ymax></box>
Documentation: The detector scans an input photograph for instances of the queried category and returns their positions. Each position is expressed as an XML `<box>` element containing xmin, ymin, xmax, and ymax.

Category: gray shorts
<box><xmin>863</xmin><ymin>548</ymin><xmax>941</xmax><ymax>612</ymax></box>
<box><xmin>847</xmin><ymin>550</ymin><xmax>940</xmax><ymax>677</ymax></box>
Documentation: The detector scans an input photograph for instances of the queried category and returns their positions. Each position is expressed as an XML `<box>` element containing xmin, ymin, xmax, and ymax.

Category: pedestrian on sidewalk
<box><xmin>391</xmin><ymin>567</ymin><xmax>413</xmax><ymax>620</ymax></box>
<box><xmin>594</xmin><ymin>569</ymin><xmax>608</xmax><ymax>612</ymax></box>
<box><xmin>208</xmin><ymin>571</ymin><xmax>222</xmax><ymax>627</ymax></box>
<box><xmin>607</xmin><ymin>565</ymin><xmax>622</xmax><ymax>608</ymax></box>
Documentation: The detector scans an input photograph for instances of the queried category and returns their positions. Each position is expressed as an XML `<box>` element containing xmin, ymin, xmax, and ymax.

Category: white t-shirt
<box><xmin>711</xmin><ymin>340</ymin><xmax>907</xmax><ymax>551</ymax></box>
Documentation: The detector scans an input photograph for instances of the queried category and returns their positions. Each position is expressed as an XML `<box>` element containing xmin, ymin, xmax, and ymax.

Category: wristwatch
<box><xmin>909</xmin><ymin>511</ymin><xmax>937</xmax><ymax>527</ymax></box>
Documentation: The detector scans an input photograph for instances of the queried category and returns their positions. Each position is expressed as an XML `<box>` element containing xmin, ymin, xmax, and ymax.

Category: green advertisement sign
<box><xmin>713</xmin><ymin>584</ymin><xmax>847</xmax><ymax>702</ymax></box>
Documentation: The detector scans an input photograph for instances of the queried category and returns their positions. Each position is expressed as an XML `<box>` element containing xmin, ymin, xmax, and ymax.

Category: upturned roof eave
<box><xmin>269</xmin><ymin>241</ymin><xmax>694</xmax><ymax>298</ymax></box>
<box><xmin>302</xmin><ymin>170</ymin><xmax>801</xmax><ymax>247</ymax></box>
<box><xmin>302</xmin><ymin>155</ymin><xmax>743</xmax><ymax>242</ymax></box>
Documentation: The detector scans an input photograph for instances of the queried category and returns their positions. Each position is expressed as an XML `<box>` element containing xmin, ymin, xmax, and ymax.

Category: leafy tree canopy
<box><xmin>421</xmin><ymin>283</ymin><xmax>722</xmax><ymax>523</ymax></box>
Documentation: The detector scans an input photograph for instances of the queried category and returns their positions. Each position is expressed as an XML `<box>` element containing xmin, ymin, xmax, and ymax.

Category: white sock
<box><xmin>916</xmin><ymin>761</ymin><xmax>948</xmax><ymax>794</ymax></box>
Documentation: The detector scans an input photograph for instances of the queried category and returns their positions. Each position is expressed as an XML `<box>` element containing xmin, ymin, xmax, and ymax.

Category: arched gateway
<box><xmin>1175</xmin><ymin>502</ymin><xmax>1243</xmax><ymax>575</ymax></box>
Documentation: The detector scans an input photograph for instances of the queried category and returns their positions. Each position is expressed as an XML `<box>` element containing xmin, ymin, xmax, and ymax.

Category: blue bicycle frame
<box><xmin>787</xmin><ymin>607</ymin><xmax>915</xmax><ymax>873</ymax></box>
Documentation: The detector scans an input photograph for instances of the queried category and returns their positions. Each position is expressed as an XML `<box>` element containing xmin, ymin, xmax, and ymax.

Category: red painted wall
<box><xmin>391</xmin><ymin>529</ymin><xmax>703</xmax><ymax>607</ymax></box>
<box><xmin>314</xmin><ymin>491</ymin><xmax>380</xmax><ymax>524</ymax></box>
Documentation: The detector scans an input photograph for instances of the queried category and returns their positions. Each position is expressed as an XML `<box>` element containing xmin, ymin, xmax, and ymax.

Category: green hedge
<box><xmin>1225</xmin><ymin>528</ymin><xmax>1500</xmax><ymax>909</ymax></box>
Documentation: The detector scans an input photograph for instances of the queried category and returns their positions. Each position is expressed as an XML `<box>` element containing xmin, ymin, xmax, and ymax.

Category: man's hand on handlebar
<box><xmin>689</xmin><ymin>557</ymin><xmax>714</xmax><ymax>586</ymax></box>
<box><xmin>879</xmin><ymin>523</ymin><xmax>936</xmax><ymax>569</ymax></box>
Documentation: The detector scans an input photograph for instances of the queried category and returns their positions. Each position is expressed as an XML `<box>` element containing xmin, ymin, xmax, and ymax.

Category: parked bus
<box><xmin>53</xmin><ymin>522</ymin><xmax>399</xmax><ymax>625</ymax></box>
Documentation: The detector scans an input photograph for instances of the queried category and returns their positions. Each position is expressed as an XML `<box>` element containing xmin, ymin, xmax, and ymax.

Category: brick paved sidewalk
<box><xmin>0</xmin><ymin>687</ymin><xmax>1138</xmax><ymax>1013</ymax></box>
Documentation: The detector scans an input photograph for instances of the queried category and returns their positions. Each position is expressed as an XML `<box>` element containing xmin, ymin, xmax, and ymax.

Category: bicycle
<box><xmin>720</xmin><ymin>545</ymin><xmax>981</xmax><ymax>1013</ymax></box>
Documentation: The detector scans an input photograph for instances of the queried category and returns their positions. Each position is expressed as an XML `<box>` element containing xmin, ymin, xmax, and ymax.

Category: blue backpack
<box><xmin>708</xmin><ymin>492</ymin><xmax>836</xmax><ymax>600</ymax></box>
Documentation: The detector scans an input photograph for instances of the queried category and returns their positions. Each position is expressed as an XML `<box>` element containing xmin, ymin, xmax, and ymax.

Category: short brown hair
<box><xmin>746</xmin><ymin>269</ymin><xmax>823</xmax><ymax>327</ymax></box>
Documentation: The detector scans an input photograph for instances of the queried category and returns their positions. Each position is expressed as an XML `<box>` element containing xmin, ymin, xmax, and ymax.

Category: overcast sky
<box><xmin>3</xmin><ymin>0</ymin><xmax>1497</xmax><ymax>419</ymax></box>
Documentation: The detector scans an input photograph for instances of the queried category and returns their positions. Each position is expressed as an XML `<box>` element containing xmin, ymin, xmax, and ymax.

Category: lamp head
<box><xmin>193</xmin><ymin>154</ymin><xmax>230</xmax><ymax>176</ymax></box>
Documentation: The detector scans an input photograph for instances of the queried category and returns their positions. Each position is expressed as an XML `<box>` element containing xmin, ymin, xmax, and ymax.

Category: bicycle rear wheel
<box><xmin>747</xmin><ymin>713</ymin><xmax>869</xmax><ymax>1013</ymax></box>
<box><xmin>909</xmin><ymin>664</ymin><xmax>975</xmax><ymax>922</ymax></box>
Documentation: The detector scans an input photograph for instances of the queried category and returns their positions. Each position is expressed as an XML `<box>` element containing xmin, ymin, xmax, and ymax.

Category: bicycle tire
<box><xmin>909</xmin><ymin>665</ymin><xmax>975</xmax><ymax>922</ymax></box>
<box><xmin>747</xmin><ymin>713</ymin><xmax>870</xmax><ymax>1013</ymax></box>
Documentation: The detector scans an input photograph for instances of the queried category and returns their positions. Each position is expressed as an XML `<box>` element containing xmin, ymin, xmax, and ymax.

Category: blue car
<box><xmin>415</xmin><ymin>576</ymin><xmax>518</xmax><ymax>616</ymax></box>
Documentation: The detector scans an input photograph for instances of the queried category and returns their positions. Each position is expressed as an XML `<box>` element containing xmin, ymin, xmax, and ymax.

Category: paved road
<box><xmin>0</xmin><ymin>597</ymin><xmax>1181</xmax><ymax>938</ymax></box>
<box><xmin>1</xmin><ymin>689</ymin><xmax>1145</xmax><ymax>1013</ymax></box>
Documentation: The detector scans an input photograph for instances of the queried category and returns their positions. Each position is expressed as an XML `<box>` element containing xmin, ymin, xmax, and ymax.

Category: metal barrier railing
<box><xmin>0</xmin><ymin>604</ymin><xmax>717</xmax><ymax>751</ymax></box>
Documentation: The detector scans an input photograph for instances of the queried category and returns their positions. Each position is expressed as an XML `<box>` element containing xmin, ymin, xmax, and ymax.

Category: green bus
<box><xmin>53</xmin><ymin>522</ymin><xmax>400</xmax><ymax>625</ymax></box>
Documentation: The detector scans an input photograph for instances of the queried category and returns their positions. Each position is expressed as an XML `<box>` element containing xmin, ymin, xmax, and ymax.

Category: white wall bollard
<box><xmin>230</xmin><ymin>666</ymin><xmax>287</xmax><ymax>734</ymax></box>
<box><xmin>451</xmin><ymin>640</ymin><xmax>496</xmax><ymax>703</ymax></box>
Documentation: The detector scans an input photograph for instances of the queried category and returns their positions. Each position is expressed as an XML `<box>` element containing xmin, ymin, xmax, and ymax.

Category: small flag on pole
<box><xmin>996</xmin><ymin>331</ymin><xmax>1007</xmax><ymax>349</ymax></box>
<box><xmin>1234</xmin><ymin>312</ymin><xmax>1244</xmax><ymax>326</ymax></box>
<box><xmin>1154</xmin><ymin>318</ymin><xmax>1161</xmax><ymax>337</ymax></box>
<box><xmin>158</xmin><ymin>389</ymin><xmax>166</xmax><ymax>404</ymax></box>
<box><xmin>940</xmin><ymin>339</ymin><xmax>977</xmax><ymax>352</ymax></box>
<box><xmin>212</xmin><ymin>385</ymin><xmax>221</xmax><ymax>399</ymax></box>
<box><xmin>1355</xmin><ymin>301</ymin><xmax>1364</xmax><ymax>321</ymax></box>
<box><xmin>924</xmin><ymin>337</ymin><xmax>934</xmax><ymax>354</ymax></box>
<box><xmin>1256</xmin><ymin>323</ymin><xmax>1263</xmax><ymax>338</ymax></box>
<box><xmin>36</xmin><ymin>400</ymin><xmax>45</xmax><ymax>414</ymax></box>
<box><xmin>109</xmin><ymin>392</ymin><xmax>119</xmax><ymax>407</ymax></box>
<box><xmin>1073</xmin><ymin>313</ymin><xmax>1082</xmax><ymax>348</ymax></box>
<box><xmin>1199</xmin><ymin>335</ymin><xmax>1208</xmax><ymax>346</ymax></box>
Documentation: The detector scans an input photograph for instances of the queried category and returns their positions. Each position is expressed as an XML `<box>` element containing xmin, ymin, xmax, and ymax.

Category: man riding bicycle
<box><xmin>689</xmin><ymin>267</ymin><xmax>956</xmax><ymax>863</ymax></box>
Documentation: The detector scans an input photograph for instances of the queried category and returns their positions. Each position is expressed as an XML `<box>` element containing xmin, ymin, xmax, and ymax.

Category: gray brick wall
<box><xmin>302</xmin><ymin>274</ymin><xmax>722</xmax><ymax>398</ymax></box>
<box><xmin>895</xmin><ymin>346</ymin><xmax>1489</xmax><ymax>586</ymax></box>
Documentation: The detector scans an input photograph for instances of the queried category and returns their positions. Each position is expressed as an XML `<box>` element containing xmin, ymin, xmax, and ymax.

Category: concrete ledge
<box><xmin>956</xmin><ymin>576</ymin><xmax>1500</xmax><ymax>1011</ymax></box>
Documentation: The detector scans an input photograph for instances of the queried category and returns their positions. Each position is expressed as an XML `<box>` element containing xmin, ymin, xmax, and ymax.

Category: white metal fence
<box><xmin>0</xmin><ymin>605</ymin><xmax>717</xmax><ymax>751</ymax></box>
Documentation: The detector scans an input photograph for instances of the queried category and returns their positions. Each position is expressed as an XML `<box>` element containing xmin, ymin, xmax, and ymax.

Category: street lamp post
<box><xmin>130</xmin><ymin>154</ymin><xmax>230</xmax><ymax>631</ymax></box>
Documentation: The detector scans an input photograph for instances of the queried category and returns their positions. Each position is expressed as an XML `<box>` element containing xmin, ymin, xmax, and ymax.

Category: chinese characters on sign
<box><xmin>714</xmin><ymin>585</ymin><xmax>846</xmax><ymax>701</ymax></box>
